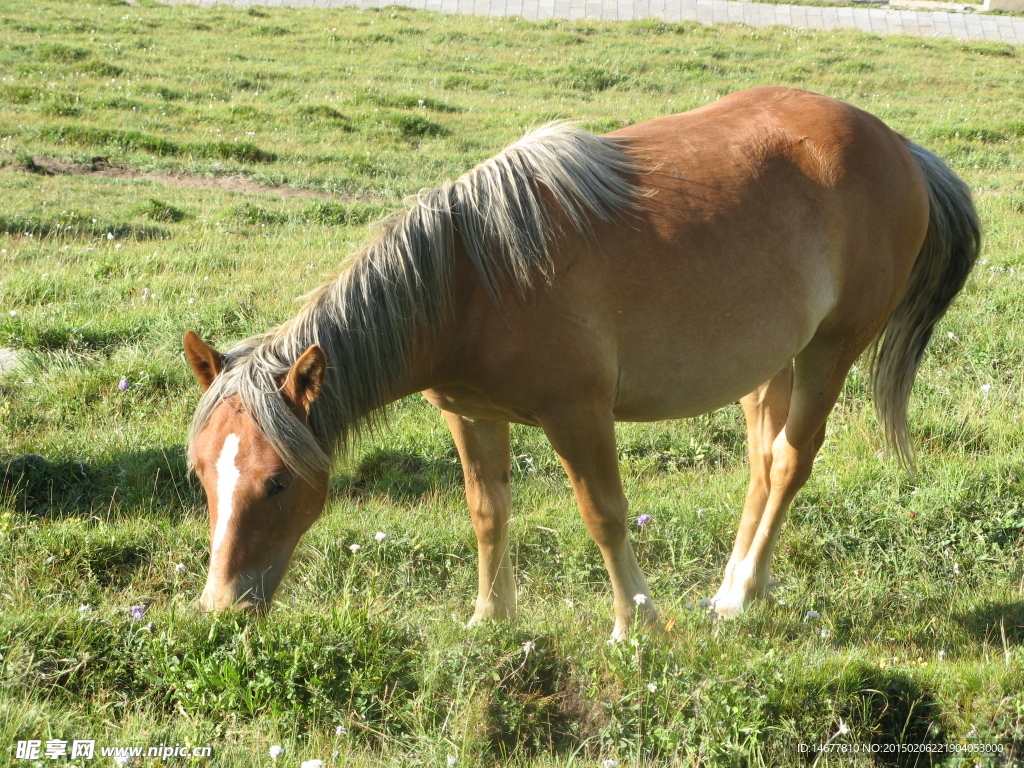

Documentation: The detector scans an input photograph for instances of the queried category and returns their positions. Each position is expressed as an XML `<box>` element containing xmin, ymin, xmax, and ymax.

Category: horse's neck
<box><xmin>389</xmin><ymin>317</ymin><xmax>453</xmax><ymax>403</ymax></box>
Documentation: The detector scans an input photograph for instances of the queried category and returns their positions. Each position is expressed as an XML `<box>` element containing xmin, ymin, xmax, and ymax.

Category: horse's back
<box><xmin>430</xmin><ymin>88</ymin><xmax>931</xmax><ymax>425</ymax></box>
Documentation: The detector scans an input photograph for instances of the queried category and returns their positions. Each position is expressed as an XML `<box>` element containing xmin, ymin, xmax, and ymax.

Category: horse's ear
<box><xmin>184</xmin><ymin>330</ymin><xmax>225</xmax><ymax>391</ymax></box>
<box><xmin>283</xmin><ymin>345</ymin><xmax>327</xmax><ymax>412</ymax></box>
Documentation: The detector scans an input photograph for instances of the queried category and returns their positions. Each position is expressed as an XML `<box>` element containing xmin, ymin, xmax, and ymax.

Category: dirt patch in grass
<box><xmin>0</xmin><ymin>153</ymin><xmax>352</xmax><ymax>201</ymax></box>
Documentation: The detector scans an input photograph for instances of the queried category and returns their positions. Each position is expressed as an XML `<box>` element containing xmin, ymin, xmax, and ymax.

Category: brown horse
<box><xmin>185</xmin><ymin>87</ymin><xmax>979</xmax><ymax>639</ymax></box>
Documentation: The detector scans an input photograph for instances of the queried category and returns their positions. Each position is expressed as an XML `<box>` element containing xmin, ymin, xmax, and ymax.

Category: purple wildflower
<box><xmin>129</xmin><ymin>605</ymin><xmax>145</xmax><ymax>621</ymax></box>
<box><xmin>118</xmin><ymin>378</ymin><xmax>130</xmax><ymax>391</ymax></box>
<box><xmin>637</xmin><ymin>514</ymin><xmax>653</xmax><ymax>528</ymax></box>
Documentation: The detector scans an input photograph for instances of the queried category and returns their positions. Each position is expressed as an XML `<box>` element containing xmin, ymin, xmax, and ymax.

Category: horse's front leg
<box><xmin>442</xmin><ymin>411</ymin><xmax>517</xmax><ymax>625</ymax></box>
<box><xmin>540</xmin><ymin>406</ymin><xmax>659</xmax><ymax>640</ymax></box>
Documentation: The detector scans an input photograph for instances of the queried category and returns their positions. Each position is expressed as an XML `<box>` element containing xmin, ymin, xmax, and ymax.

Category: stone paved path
<box><xmin>164</xmin><ymin>0</ymin><xmax>1024</xmax><ymax>44</ymax></box>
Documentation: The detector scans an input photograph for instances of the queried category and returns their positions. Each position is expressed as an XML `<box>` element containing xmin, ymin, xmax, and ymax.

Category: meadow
<box><xmin>1</xmin><ymin>0</ymin><xmax>1023</xmax><ymax>765</ymax></box>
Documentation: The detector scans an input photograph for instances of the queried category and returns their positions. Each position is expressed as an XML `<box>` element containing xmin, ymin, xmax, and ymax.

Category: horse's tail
<box><xmin>872</xmin><ymin>142</ymin><xmax>981</xmax><ymax>469</ymax></box>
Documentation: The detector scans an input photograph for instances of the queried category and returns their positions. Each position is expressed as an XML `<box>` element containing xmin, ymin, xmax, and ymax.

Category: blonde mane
<box><xmin>188</xmin><ymin>123</ymin><xmax>644</xmax><ymax>478</ymax></box>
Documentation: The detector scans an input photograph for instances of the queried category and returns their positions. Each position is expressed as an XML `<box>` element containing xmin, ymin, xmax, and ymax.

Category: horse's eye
<box><xmin>266</xmin><ymin>472</ymin><xmax>293</xmax><ymax>497</ymax></box>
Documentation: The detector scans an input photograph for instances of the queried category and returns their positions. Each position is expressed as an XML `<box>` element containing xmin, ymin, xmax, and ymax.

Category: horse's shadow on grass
<box><xmin>792</xmin><ymin>663</ymin><xmax>948</xmax><ymax>768</ymax></box>
<box><xmin>337</xmin><ymin>446</ymin><xmax>464</xmax><ymax>502</ymax></box>
<box><xmin>848</xmin><ymin>670</ymin><xmax>946</xmax><ymax>768</ymax></box>
<box><xmin>1</xmin><ymin>446</ymin><xmax>200</xmax><ymax>519</ymax></box>
<box><xmin>953</xmin><ymin>600</ymin><xmax>1024</xmax><ymax>647</ymax></box>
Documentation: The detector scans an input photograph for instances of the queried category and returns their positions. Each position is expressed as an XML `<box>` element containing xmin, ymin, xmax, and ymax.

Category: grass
<box><xmin>1</xmin><ymin>0</ymin><xmax>1023</xmax><ymax>766</ymax></box>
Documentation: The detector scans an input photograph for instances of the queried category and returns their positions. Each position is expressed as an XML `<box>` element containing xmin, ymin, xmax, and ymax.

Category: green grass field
<box><xmin>1</xmin><ymin>1</ymin><xmax>1023</xmax><ymax>766</ymax></box>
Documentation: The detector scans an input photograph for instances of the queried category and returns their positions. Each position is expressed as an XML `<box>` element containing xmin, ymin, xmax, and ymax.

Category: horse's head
<box><xmin>184</xmin><ymin>330</ymin><xmax>331</xmax><ymax>612</ymax></box>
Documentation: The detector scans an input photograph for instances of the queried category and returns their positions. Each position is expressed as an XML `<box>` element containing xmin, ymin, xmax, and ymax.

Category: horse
<box><xmin>185</xmin><ymin>86</ymin><xmax>980</xmax><ymax>639</ymax></box>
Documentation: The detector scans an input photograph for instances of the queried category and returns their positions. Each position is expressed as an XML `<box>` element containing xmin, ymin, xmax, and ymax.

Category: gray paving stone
<box><xmin>692</xmin><ymin>0</ymin><xmax>712</xmax><ymax>23</ymax></box>
<box><xmin>774</xmin><ymin>5</ymin><xmax>793</xmax><ymax>25</ymax></box>
<box><xmin>835</xmin><ymin>7</ymin><xmax>854</xmax><ymax>29</ymax></box>
<box><xmin>977</xmin><ymin>17</ymin><xmax>1000</xmax><ymax>35</ymax></box>
<box><xmin>753</xmin><ymin>4</ymin><xmax>774</xmax><ymax>26</ymax></box>
<box><xmin>788</xmin><ymin>5</ymin><xmax>809</xmax><ymax>27</ymax></box>
<box><xmin>964</xmin><ymin>15</ymin><xmax>986</xmax><ymax>36</ymax></box>
<box><xmin>948</xmin><ymin>12</ymin><xmax>967</xmax><ymax>37</ymax></box>
<box><xmin>897</xmin><ymin>10</ymin><xmax>921</xmax><ymax>35</ymax></box>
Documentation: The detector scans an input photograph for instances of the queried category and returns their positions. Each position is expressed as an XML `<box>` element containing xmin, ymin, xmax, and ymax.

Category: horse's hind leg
<box><xmin>443</xmin><ymin>411</ymin><xmax>517</xmax><ymax>624</ymax></box>
<box><xmin>539</xmin><ymin>407</ymin><xmax>659</xmax><ymax>640</ymax></box>
<box><xmin>712</xmin><ymin>338</ymin><xmax>858</xmax><ymax>618</ymax></box>
<box><xmin>712</xmin><ymin>364</ymin><xmax>793</xmax><ymax>608</ymax></box>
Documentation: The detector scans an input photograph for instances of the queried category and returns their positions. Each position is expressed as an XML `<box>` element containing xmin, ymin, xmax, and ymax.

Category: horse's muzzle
<box><xmin>198</xmin><ymin>574</ymin><xmax>276</xmax><ymax>613</ymax></box>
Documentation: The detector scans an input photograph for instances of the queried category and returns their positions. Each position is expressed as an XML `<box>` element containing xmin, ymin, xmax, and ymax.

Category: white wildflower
<box><xmin>335</xmin><ymin>725</ymin><xmax>347</xmax><ymax>736</ymax></box>
<box><xmin>647</xmin><ymin>683</ymin><xmax>657</xmax><ymax>692</ymax></box>
<box><xmin>349</xmin><ymin>544</ymin><xmax>361</xmax><ymax>553</ymax></box>
<box><xmin>269</xmin><ymin>745</ymin><xmax>283</xmax><ymax>759</ymax></box>
<box><xmin>374</xmin><ymin>531</ymin><xmax>387</xmax><ymax>542</ymax></box>
<box><xmin>805</xmin><ymin>610</ymin><xmax>821</xmax><ymax>621</ymax></box>
<box><xmin>522</xmin><ymin>640</ymin><xmax>535</xmax><ymax>655</ymax></box>
<box><xmin>446</xmin><ymin>755</ymin><xmax>458</xmax><ymax>767</ymax></box>
<box><xmin>78</xmin><ymin>604</ymin><xmax>91</xmax><ymax>614</ymax></box>
<box><xmin>633</xmin><ymin>593</ymin><xmax>647</xmax><ymax>605</ymax></box>
<box><xmin>300</xmin><ymin>761</ymin><xmax>324</xmax><ymax>768</ymax></box>
<box><xmin>602</xmin><ymin>760</ymin><xmax>619</xmax><ymax>768</ymax></box>
<box><xmin>838</xmin><ymin>717</ymin><xmax>850</xmax><ymax>735</ymax></box>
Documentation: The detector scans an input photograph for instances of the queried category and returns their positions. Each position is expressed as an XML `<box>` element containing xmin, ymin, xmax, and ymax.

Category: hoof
<box><xmin>610</xmin><ymin>605</ymin><xmax>662</xmax><ymax>641</ymax></box>
<box><xmin>710</xmin><ymin>577</ymin><xmax>779</xmax><ymax>619</ymax></box>
<box><xmin>466</xmin><ymin>602</ymin><xmax>516</xmax><ymax>628</ymax></box>
<box><xmin>710</xmin><ymin>595</ymin><xmax>746</xmax><ymax>619</ymax></box>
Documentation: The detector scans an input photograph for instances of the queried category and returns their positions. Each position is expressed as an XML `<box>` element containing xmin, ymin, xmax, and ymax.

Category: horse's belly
<box><xmin>611</xmin><ymin>356</ymin><xmax>790</xmax><ymax>422</ymax></box>
<box><xmin>609</xmin><ymin>305</ymin><xmax>816</xmax><ymax>421</ymax></box>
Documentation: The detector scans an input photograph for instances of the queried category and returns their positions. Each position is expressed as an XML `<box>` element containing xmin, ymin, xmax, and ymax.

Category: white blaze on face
<box><xmin>211</xmin><ymin>433</ymin><xmax>241</xmax><ymax>556</ymax></box>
